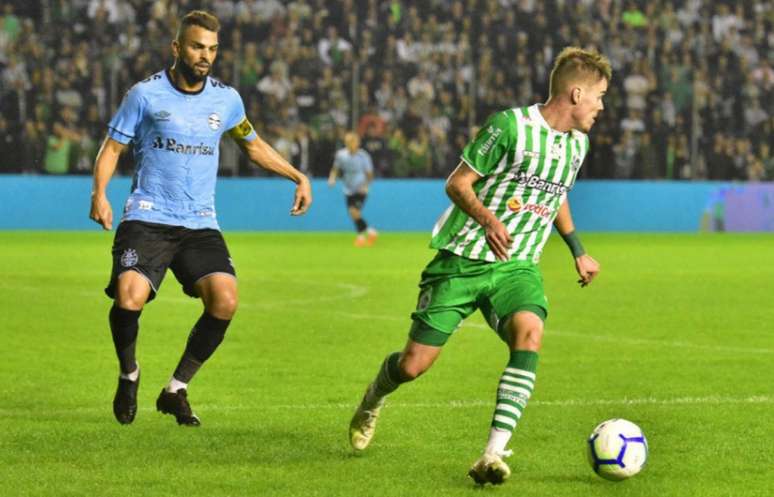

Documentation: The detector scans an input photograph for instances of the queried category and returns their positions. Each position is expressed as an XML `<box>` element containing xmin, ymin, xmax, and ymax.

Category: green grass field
<box><xmin>1</xmin><ymin>232</ymin><xmax>772</xmax><ymax>497</ymax></box>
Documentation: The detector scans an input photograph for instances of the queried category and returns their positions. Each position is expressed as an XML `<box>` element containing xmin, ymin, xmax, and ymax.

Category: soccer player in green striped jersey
<box><xmin>348</xmin><ymin>47</ymin><xmax>612</xmax><ymax>485</ymax></box>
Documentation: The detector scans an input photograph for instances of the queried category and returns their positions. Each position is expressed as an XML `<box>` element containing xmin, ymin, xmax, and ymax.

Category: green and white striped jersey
<box><xmin>430</xmin><ymin>104</ymin><xmax>589</xmax><ymax>263</ymax></box>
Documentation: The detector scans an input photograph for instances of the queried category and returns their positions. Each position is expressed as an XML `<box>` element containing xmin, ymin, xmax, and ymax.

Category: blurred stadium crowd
<box><xmin>0</xmin><ymin>0</ymin><xmax>771</xmax><ymax>180</ymax></box>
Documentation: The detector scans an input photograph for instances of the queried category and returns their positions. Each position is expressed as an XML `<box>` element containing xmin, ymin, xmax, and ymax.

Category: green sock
<box><xmin>487</xmin><ymin>350</ymin><xmax>538</xmax><ymax>452</ymax></box>
<box><xmin>365</xmin><ymin>352</ymin><xmax>404</xmax><ymax>405</ymax></box>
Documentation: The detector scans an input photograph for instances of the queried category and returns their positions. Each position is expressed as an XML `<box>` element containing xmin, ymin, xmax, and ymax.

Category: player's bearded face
<box><xmin>174</xmin><ymin>26</ymin><xmax>218</xmax><ymax>84</ymax></box>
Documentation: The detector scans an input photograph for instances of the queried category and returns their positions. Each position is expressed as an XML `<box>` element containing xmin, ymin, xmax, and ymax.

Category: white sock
<box><xmin>119</xmin><ymin>364</ymin><xmax>139</xmax><ymax>382</ymax></box>
<box><xmin>485</xmin><ymin>427</ymin><xmax>513</xmax><ymax>455</ymax></box>
<box><xmin>165</xmin><ymin>377</ymin><xmax>188</xmax><ymax>393</ymax></box>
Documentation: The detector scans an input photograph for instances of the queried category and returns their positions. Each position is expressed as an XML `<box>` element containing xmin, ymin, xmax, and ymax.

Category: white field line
<box><xmin>0</xmin><ymin>395</ymin><xmax>771</xmax><ymax>417</ymax></box>
<box><xmin>246</xmin><ymin>394</ymin><xmax>774</xmax><ymax>411</ymax></box>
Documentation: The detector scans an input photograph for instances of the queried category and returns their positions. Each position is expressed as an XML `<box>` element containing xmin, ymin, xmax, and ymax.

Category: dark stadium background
<box><xmin>0</xmin><ymin>0</ymin><xmax>771</xmax><ymax>180</ymax></box>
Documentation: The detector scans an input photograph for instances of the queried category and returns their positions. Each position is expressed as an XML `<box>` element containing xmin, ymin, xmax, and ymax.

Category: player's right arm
<box><xmin>445</xmin><ymin>110</ymin><xmax>516</xmax><ymax>261</ymax></box>
<box><xmin>445</xmin><ymin>163</ymin><xmax>512</xmax><ymax>261</ymax></box>
<box><xmin>89</xmin><ymin>136</ymin><xmax>127</xmax><ymax>230</ymax></box>
<box><xmin>90</xmin><ymin>82</ymin><xmax>145</xmax><ymax>230</ymax></box>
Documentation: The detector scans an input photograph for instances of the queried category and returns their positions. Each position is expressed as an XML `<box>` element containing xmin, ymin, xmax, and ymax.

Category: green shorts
<box><xmin>409</xmin><ymin>250</ymin><xmax>548</xmax><ymax>346</ymax></box>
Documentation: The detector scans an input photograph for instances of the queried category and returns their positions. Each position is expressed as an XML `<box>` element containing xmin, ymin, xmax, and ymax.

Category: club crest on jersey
<box><xmin>417</xmin><ymin>287</ymin><xmax>433</xmax><ymax>311</ymax></box>
<box><xmin>208</xmin><ymin>113</ymin><xmax>221</xmax><ymax>130</ymax></box>
<box><xmin>121</xmin><ymin>248</ymin><xmax>138</xmax><ymax>268</ymax></box>
<box><xmin>507</xmin><ymin>197</ymin><xmax>522</xmax><ymax>212</ymax></box>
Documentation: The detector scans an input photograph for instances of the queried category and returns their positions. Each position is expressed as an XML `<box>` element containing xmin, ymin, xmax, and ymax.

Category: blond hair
<box><xmin>548</xmin><ymin>47</ymin><xmax>612</xmax><ymax>98</ymax></box>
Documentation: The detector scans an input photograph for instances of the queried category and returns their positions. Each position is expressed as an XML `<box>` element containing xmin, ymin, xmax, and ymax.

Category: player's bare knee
<box><xmin>398</xmin><ymin>354</ymin><xmax>429</xmax><ymax>381</ymax></box>
<box><xmin>515</xmin><ymin>326</ymin><xmax>543</xmax><ymax>351</ymax></box>
<box><xmin>114</xmin><ymin>287</ymin><xmax>147</xmax><ymax>311</ymax></box>
<box><xmin>207</xmin><ymin>293</ymin><xmax>238</xmax><ymax>320</ymax></box>
<box><xmin>506</xmin><ymin>312</ymin><xmax>544</xmax><ymax>351</ymax></box>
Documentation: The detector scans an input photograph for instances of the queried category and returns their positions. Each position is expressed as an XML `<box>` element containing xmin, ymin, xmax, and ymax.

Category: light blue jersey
<box><xmin>108</xmin><ymin>70</ymin><xmax>257</xmax><ymax>229</ymax></box>
<box><xmin>333</xmin><ymin>148</ymin><xmax>373</xmax><ymax>195</ymax></box>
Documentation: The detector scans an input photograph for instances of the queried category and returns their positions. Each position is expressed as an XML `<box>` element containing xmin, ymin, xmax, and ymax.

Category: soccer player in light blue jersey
<box><xmin>328</xmin><ymin>131</ymin><xmax>378</xmax><ymax>246</ymax></box>
<box><xmin>89</xmin><ymin>11</ymin><xmax>312</xmax><ymax>426</ymax></box>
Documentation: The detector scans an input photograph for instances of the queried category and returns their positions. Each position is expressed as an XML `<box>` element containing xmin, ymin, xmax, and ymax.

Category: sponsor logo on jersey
<box><xmin>507</xmin><ymin>196</ymin><xmax>553</xmax><ymax>219</ymax></box>
<box><xmin>515</xmin><ymin>172</ymin><xmax>568</xmax><ymax>195</ymax></box>
<box><xmin>120</xmin><ymin>248</ymin><xmax>138</xmax><ymax>268</ymax></box>
<box><xmin>477</xmin><ymin>125</ymin><xmax>503</xmax><ymax>156</ymax></box>
<box><xmin>153</xmin><ymin>110</ymin><xmax>171</xmax><ymax>121</ymax></box>
<box><xmin>151</xmin><ymin>136</ymin><xmax>215</xmax><ymax>155</ymax></box>
<box><xmin>521</xmin><ymin>203</ymin><xmax>553</xmax><ymax>219</ymax></box>
<box><xmin>208</xmin><ymin>112</ymin><xmax>221</xmax><ymax>130</ymax></box>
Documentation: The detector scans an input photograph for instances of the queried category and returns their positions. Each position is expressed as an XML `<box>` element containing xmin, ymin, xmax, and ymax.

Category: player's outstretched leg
<box><xmin>109</xmin><ymin>304</ymin><xmax>142</xmax><ymax>424</ymax></box>
<box><xmin>350</xmin><ymin>338</ymin><xmax>441</xmax><ymax>451</ymax></box>
<box><xmin>349</xmin><ymin>352</ymin><xmax>402</xmax><ymax>451</ymax></box>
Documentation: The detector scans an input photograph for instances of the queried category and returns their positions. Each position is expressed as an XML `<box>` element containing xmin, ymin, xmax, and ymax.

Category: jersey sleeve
<box><xmin>107</xmin><ymin>86</ymin><xmax>145</xmax><ymax>144</ymax></box>
<box><xmin>460</xmin><ymin>110</ymin><xmax>516</xmax><ymax>176</ymax></box>
<box><xmin>226</xmin><ymin>90</ymin><xmax>257</xmax><ymax>142</ymax></box>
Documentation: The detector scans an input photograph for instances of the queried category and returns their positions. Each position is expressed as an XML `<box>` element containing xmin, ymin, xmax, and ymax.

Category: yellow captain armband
<box><xmin>228</xmin><ymin>117</ymin><xmax>255</xmax><ymax>141</ymax></box>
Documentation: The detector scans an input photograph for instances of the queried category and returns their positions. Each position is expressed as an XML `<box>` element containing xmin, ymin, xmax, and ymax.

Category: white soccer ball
<box><xmin>586</xmin><ymin>418</ymin><xmax>648</xmax><ymax>481</ymax></box>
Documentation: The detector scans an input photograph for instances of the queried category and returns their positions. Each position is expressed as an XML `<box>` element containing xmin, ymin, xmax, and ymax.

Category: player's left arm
<box><xmin>327</xmin><ymin>158</ymin><xmax>338</xmax><ymax>187</ymax></box>
<box><xmin>230</xmin><ymin>124</ymin><xmax>312</xmax><ymax>216</ymax></box>
<box><xmin>554</xmin><ymin>197</ymin><xmax>599</xmax><ymax>287</ymax></box>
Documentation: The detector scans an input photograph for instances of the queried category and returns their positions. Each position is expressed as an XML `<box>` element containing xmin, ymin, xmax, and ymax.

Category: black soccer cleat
<box><xmin>156</xmin><ymin>388</ymin><xmax>201</xmax><ymax>426</ymax></box>
<box><xmin>113</xmin><ymin>372</ymin><xmax>140</xmax><ymax>425</ymax></box>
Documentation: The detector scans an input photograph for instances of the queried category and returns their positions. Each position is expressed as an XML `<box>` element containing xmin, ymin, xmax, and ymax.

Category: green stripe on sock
<box><xmin>492</xmin><ymin>420</ymin><xmax>515</xmax><ymax>430</ymax></box>
<box><xmin>494</xmin><ymin>407</ymin><xmax>522</xmax><ymax>419</ymax></box>
<box><xmin>499</xmin><ymin>378</ymin><xmax>535</xmax><ymax>390</ymax></box>
<box><xmin>509</xmin><ymin>350</ymin><xmax>538</xmax><ymax>372</ymax></box>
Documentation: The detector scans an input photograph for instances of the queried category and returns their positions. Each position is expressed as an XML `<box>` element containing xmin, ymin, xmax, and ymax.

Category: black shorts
<box><xmin>346</xmin><ymin>193</ymin><xmax>367</xmax><ymax>210</ymax></box>
<box><xmin>105</xmin><ymin>220</ymin><xmax>236</xmax><ymax>302</ymax></box>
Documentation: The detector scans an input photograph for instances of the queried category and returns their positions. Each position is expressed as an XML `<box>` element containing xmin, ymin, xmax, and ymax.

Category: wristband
<box><xmin>561</xmin><ymin>230</ymin><xmax>585</xmax><ymax>258</ymax></box>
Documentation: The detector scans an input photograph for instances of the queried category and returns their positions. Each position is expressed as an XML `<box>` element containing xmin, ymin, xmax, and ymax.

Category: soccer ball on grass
<box><xmin>586</xmin><ymin>418</ymin><xmax>648</xmax><ymax>481</ymax></box>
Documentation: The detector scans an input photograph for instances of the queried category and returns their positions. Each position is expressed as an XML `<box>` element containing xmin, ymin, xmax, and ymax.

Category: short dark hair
<box><xmin>176</xmin><ymin>10</ymin><xmax>220</xmax><ymax>41</ymax></box>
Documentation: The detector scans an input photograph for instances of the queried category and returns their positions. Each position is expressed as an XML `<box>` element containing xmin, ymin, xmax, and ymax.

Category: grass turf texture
<box><xmin>0</xmin><ymin>232</ymin><xmax>772</xmax><ymax>497</ymax></box>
